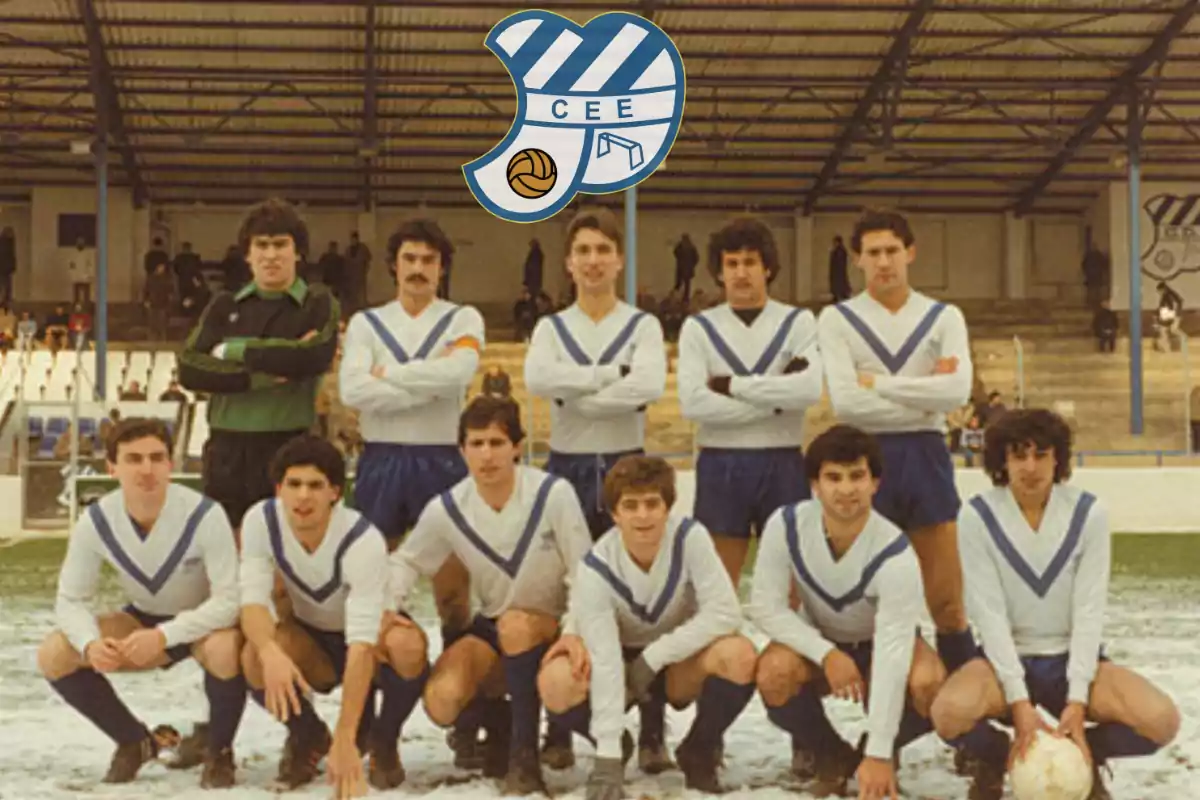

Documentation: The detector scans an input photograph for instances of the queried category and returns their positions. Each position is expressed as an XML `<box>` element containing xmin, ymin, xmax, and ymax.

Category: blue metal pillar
<box><xmin>1127</xmin><ymin>92</ymin><xmax>1143</xmax><ymax>435</ymax></box>
<box><xmin>625</xmin><ymin>186</ymin><xmax>638</xmax><ymax>303</ymax></box>
<box><xmin>95</xmin><ymin>138</ymin><xmax>108</xmax><ymax>401</ymax></box>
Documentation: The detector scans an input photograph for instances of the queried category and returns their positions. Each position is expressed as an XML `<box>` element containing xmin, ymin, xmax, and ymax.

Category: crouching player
<box><xmin>239</xmin><ymin>436</ymin><xmax>421</xmax><ymax>797</ymax></box>
<box><xmin>538</xmin><ymin>455</ymin><xmax>758</xmax><ymax>797</ymax></box>
<box><xmin>38</xmin><ymin>418</ymin><xmax>245</xmax><ymax>787</ymax></box>
<box><xmin>386</xmin><ymin>395</ymin><xmax>593</xmax><ymax>793</ymax></box>
<box><xmin>931</xmin><ymin>409</ymin><xmax>1180</xmax><ymax>800</ymax></box>
<box><xmin>750</xmin><ymin>425</ymin><xmax>945</xmax><ymax>798</ymax></box>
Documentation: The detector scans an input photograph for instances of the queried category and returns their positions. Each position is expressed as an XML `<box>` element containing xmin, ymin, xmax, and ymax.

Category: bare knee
<box><xmin>708</xmin><ymin>635</ymin><xmax>758</xmax><ymax>685</ymax></box>
<box><xmin>931</xmin><ymin>681</ymin><xmax>983</xmax><ymax>740</ymax></box>
<box><xmin>755</xmin><ymin>646</ymin><xmax>807</xmax><ymax>707</ymax></box>
<box><xmin>38</xmin><ymin>630</ymin><xmax>82</xmax><ymax>681</ymax></box>
<box><xmin>196</xmin><ymin>628</ymin><xmax>243</xmax><ymax>680</ymax></box>
<box><xmin>496</xmin><ymin>610</ymin><xmax>554</xmax><ymax>655</ymax></box>
<box><xmin>908</xmin><ymin>661</ymin><xmax>946</xmax><ymax>718</ymax></box>
<box><xmin>538</xmin><ymin>656</ymin><xmax>587</xmax><ymax>714</ymax></box>
<box><xmin>240</xmin><ymin>640</ymin><xmax>264</xmax><ymax>689</ymax></box>
<box><xmin>423</xmin><ymin>670</ymin><xmax>468</xmax><ymax>728</ymax></box>
<box><xmin>384</xmin><ymin>624</ymin><xmax>429</xmax><ymax>679</ymax></box>
<box><xmin>1142</xmin><ymin>691</ymin><xmax>1182</xmax><ymax>746</ymax></box>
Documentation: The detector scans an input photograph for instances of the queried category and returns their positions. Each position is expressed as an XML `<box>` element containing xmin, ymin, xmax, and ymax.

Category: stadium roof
<box><xmin>1</xmin><ymin>0</ymin><xmax>1198</xmax><ymax>215</ymax></box>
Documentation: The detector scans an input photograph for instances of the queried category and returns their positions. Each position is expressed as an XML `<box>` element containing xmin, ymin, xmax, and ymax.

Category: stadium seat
<box><xmin>36</xmin><ymin>435</ymin><xmax>57</xmax><ymax>459</ymax></box>
<box><xmin>46</xmin><ymin>416</ymin><xmax>68</xmax><ymax>436</ymax></box>
<box><xmin>78</xmin><ymin>418</ymin><xmax>96</xmax><ymax>437</ymax></box>
<box><xmin>27</xmin><ymin>416</ymin><xmax>43</xmax><ymax>437</ymax></box>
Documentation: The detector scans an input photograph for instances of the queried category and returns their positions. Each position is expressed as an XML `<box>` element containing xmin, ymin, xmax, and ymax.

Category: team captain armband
<box><xmin>448</xmin><ymin>335</ymin><xmax>482</xmax><ymax>351</ymax></box>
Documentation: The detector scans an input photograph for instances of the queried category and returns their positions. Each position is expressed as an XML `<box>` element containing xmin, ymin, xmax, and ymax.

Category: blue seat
<box><xmin>27</xmin><ymin>417</ymin><xmax>43</xmax><ymax>437</ymax></box>
<box><xmin>37</xmin><ymin>435</ymin><xmax>57</xmax><ymax>459</ymax></box>
<box><xmin>79</xmin><ymin>418</ymin><xmax>97</xmax><ymax>437</ymax></box>
<box><xmin>47</xmin><ymin>416</ymin><xmax>69</xmax><ymax>436</ymax></box>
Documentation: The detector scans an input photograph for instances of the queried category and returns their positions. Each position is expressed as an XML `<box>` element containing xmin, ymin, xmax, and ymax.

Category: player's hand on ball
<box><xmin>857</xmin><ymin>372</ymin><xmax>876</xmax><ymax>389</ymax></box>
<box><xmin>626</xmin><ymin>655</ymin><xmax>657</xmax><ymax>703</ymax></box>
<box><xmin>856</xmin><ymin>756</ymin><xmax>899</xmax><ymax>799</ymax></box>
<box><xmin>118</xmin><ymin>627</ymin><xmax>167</xmax><ymax>668</ymax></box>
<box><xmin>585</xmin><ymin>756</ymin><xmax>625</xmax><ymax>800</ymax></box>
<box><xmin>545</xmin><ymin>634</ymin><xmax>591</xmax><ymax>680</ymax></box>
<box><xmin>822</xmin><ymin>649</ymin><xmax>865</xmax><ymax>704</ymax></box>
<box><xmin>327</xmin><ymin>733</ymin><xmax>367</xmax><ymax>799</ymax></box>
<box><xmin>1009</xmin><ymin>700</ymin><xmax>1053</xmax><ymax>767</ymax></box>
<box><xmin>260</xmin><ymin>644</ymin><xmax>313</xmax><ymax>723</ymax></box>
<box><xmin>932</xmin><ymin>356</ymin><xmax>959</xmax><ymax>375</ymax></box>
<box><xmin>85</xmin><ymin>638</ymin><xmax>124</xmax><ymax>672</ymax></box>
<box><xmin>1055</xmin><ymin>702</ymin><xmax>1092</xmax><ymax>765</ymax></box>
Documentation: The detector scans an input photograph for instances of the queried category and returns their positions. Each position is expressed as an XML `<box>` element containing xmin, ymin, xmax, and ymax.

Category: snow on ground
<box><xmin>1</xmin><ymin>542</ymin><xmax>1198</xmax><ymax>799</ymax></box>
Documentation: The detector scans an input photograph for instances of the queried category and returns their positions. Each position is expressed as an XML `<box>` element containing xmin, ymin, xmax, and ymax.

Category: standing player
<box><xmin>179</xmin><ymin>198</ymin><xmax>340</xmax><ymax>531</ymax></box>
<box><xmin>750</xmin><ymin>425</ymin><xmax>944</xmax><ymax>797</ymax></box>
<box><xmin>239</xmin><ymin>435</ymin><xmax>418</xmax><ymax>796</ymax></box>
<box><xmin>931</xmin><ymin>410</ymin><xmax>1180</xmax><ymax>800</ymax></box>
<box><xmin>38</xmin><ymin>418</ymin><xmax>244</xmax><ymax>787</ymax></box>
<box><xmin>817</xmin><ymin>208</ymin><xmax>976</xmax><ymax>675</ymax></box>
<box><xmin>523</xmin><ymin>206</ymin><xmax>667</xmax><ymax>771</ymax></box>
<box><xmin>338</xmin><ymin>217</ymin><xmax>485</xmax><ymax>763</ymax></box>
<box><xmin>387</xmin><ymin>396</ymin><xmax>592</xmax><ymax>794</ymax></box>
<box><xmin>677</xmin><ymin>217</ymin><xmax>824</xmax><ymax>586</ymax></box>
<box><xmin>537</xmin><ymin>455</ymin><xmax>757</xmax><ymax>797</ymax></box>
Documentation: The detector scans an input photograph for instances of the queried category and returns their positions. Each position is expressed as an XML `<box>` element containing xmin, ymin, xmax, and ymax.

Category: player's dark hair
<box><xmin>804</xmin><ymin>424</ymin><xmax>883</xmax><ymax>483</ymax></box>
<box><xmin>269</xmin><ymin>434</ymin><xmax>347</xmax><ymax>489</ymax></box>
<box><xmin>237</xmin><ymin>197</ymin><xmax>309</xmax><ymax>259</ymax></box>
<box><xmin>603</xmin><ymin>455</ymin><xmax>677</xmax><ymax>511</ymax></box>
<box><xmin>706</xmin><ymin>217</ymin><xmax>781</xmax><ymax>285</ymax></box>
<box><xmin>105</xmin><ymin>417</ymin><xmax>173</xmax><ymax>463</ymax></box>
<box><xmin>458</xmin><ymin>394</ymin><xmax>526</xmax><ymax>447</ymax></box>
<box><xmin>386</xmin><ymin>218</ymin><xmax>454</xmax><ymax>274</ymax></box>
<box><xmin>565</xmin><ymin>206</ymin><xmax>624</xmax><ymax>254</ymax></box>
<box><xmin>982</xmin><ymin>408</ymin><xmax>1073</xmax><ymax>487</ymax></box>
<box><xmin>850</xmin><ymin>208</ymin><xmax>915</xmax><ymax>253</ymax></box>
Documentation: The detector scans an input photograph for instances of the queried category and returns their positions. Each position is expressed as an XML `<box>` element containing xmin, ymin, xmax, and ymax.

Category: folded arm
<box><xmin>524</xmin><ymin>318</ymin><xmax>620</xmax><ymax>399</ymax></box>
<box><xmin>730</xmin><ymin>316</ymin><xmax>824</xmax><ymax>411</ymax></box>
<box><xmin>677</xmin><ymin>319</ymin><xmax>775</xmax><ymax>426</ymax></box>
<box><xmin>338</xmin><ymin>314</ymin><xmax>436</xmax><ymax>414</ymax></box>
<box><xmin>221</xmin><ymin>290</ymin><xmax>341</xmax><ymax>379</ymax></box>
<box><xmin>873</xmin><ymin>306</ymin><xmax>973</xmax><ymax>413</ymax></box>
<box><xmin>178</xmin><ymin>294</ymin><xmax>257</xmax><ymax>395</ymax></box>
<box><xmin>377</xmin><ymin>308</ymin><xmax>485</xmax><ymax>393</ymax></box>
<box><xmin>573</xmin><ymin>316</ymin><xmax>667</xmax><ymax>417</ymax></box>
<box><xmin>817</xmin><ymin>309</ymin><xmax>914</xmax><ymax>422</ymax></box>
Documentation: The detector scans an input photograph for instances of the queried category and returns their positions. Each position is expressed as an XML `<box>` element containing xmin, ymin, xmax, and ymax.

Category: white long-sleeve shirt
<box><xmin>524</xmin><ymin>302</ymin><xmax>666</xmax><ymax>454</ymax></box>
<box><xmin>390</xmin><ymin>466</ymin><xmax>592</xmax><ymax>619</ymax></box>
<box><xmin>240</xmin><ymin>500</ymin><xmax>390</xmax><ymax>646</ymax></box>
<box><xmin>339</xmin><ymin>298</ymin><xmax>486</xmax><ymax>445</ymax></box>
<box><xmin>677</xmin><ymin>300</ymin><xmax>823</xmax><ymax>449</ymax></box>
<box><xmin>817</xmin><ymin>290</ymin><xmax>972</xmax><ymax>434</ymax></box>
<box><xmin>748</xmin><ymin>500</ymin><xmax>924</xmax><ymax>761</ymax></box>
<box><xmin>960</xmin><ymin>485</ymin><xmax>1110</xmax><ymax>707</ymax></box>
<box><xmin>571</xmin><ymin>515</ymin><xmax>742</xmax><ymax>759</ymax></box>
<box><xmin>55</xmin><ymin>484</ymin><xmax>239</xmax><ymax>653</ymax></box>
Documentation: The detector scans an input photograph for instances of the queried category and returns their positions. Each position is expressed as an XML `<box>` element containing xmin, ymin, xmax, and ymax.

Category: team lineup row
<box><xmin>39</xmin><ymin>203</ymin><xmax>1179</xmax><ymax>800</ymax></box>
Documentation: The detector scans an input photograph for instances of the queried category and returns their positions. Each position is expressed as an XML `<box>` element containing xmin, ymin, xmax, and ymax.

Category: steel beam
<box><xmin>361</xmin><ymin>0</ymin><xmax>377</xmax><ymax>210</ymax></box>
<box><xmin>1012</xmin><ymin>0</ymin><xmax>1198</xmax><ymax>215</ymax></box>
<box><xmin>75</xmin><ymin>0</ymin><xmax>146</xmax><ymax>207</ymax></box>
<box><xmin>803</xmin><ymin>0</ymin><xmax>936</xmax><ymax>215</ymax></box>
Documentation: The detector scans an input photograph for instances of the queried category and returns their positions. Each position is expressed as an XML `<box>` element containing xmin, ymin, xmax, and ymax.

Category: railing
<box><xmin>1182</xmin><ymin>335</ymin><xmax>1193</xmax><ymax>456</ymax></box>
<box><xmin>1012</xmin><ymin>334</ymin><xmax>1026</xmax><ymax>409</ymax></box>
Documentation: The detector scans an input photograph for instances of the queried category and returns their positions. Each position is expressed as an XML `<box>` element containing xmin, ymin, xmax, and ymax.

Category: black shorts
<box><xmin>122</xmin><ymin>605</ymin><xmax>192</xmax><ymax>667</ymax></box>
<box><xmin>202</xmin><ymin>429</ymin><xmax>307</xmax><ymax>528</ymax></box>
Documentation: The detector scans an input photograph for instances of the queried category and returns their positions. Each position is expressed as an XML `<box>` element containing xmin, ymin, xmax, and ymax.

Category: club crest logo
<box><xmin>1140</xmin><ymin>192</ymin><xmax>1200</xmax><ymax>282</ymax></box>
<box><xmin>463</xmin><ymin>10</ymin><xmax>686</xmax><ymax>223</ymax></box>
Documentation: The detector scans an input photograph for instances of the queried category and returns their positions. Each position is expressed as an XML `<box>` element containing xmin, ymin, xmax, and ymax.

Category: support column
<box><xmin>1002</xmin><ymin>211</ymin><xmax>1030</xmax><ymax>300</ymax></box>
<box><xmin>625</xmin><ymin>186</ymin><xmax>638</xmax><ymax>303</ymax></box>
<box><xmin>357</xmin><ymin>209</ymin><xmax>381</xmax><ymax>306</ymax></box>
<box><xmin>1127</xmin><ymin>92</ymin><xmax>1144</xmax><ymax>436</ymax></box>
<box><xmin>131</xmin><ymin>205</ymin><xmax>151</xmax><ymax>301</ymax></box>
<box><xmin>793</xmin><ymin>209</ymin><xmax>815</xmax><ymax>304</ymax></box>
<box><xmin>95</xmin><ymin>139</ymin><xmax>109</xmax><ymax>401</ymax></box>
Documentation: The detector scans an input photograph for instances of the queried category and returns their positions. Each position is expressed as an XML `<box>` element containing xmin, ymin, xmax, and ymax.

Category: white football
<box><xmin>1010</xmin><ymin>730</ymin><xmax>1094</xmax><ymax>800</ymax></box>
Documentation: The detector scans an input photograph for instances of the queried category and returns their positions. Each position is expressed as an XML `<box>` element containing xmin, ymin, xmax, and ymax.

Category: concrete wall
<box><xmin>1107</xmin><ymin>180</ymin><xmax>1200</xmax><ymax>311</ymax></box>
<box><xmin>0</xmin><ymin>190</ymin><xmax>1094</xmax><ymax>308</ymax></box>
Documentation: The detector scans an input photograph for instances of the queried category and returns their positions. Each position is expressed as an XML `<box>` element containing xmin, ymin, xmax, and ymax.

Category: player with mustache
<box><xmin>338</xmin><ymin>217</ymin><xmax>486</xmax><ymax>780</ymax></box>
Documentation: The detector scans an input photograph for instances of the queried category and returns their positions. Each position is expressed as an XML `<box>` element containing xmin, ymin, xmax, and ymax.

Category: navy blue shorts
<box><xmin>988</xmin><ymin>651</ymin><xmax>1109</xmax><ymax>720</ymax></box>
<box><xmin>872</xmin><ymin>432</ymin><xmax>961</xmax><ymax>531</ymax></box>
<box><xmin>546</xmin><ymin>449</ymin><xmax>641</xmax><ymax>540</ymax></box>
<box><xmin>122</xmin><ymin>605</ymin><xmax>192</xmax><ymax>667</ymax></box>
<box><xmin>353</xmin><ymin>442</ymin><xmax>467</xmax><ymax>543</ymax></box>
<box><xmin>693</xmin><ymin>447</ymin><xmax>809</xmax><ymax>537</ymax></box>
<box><xmin>294</xmin><ymin>617</ymin><xmax>349</xmax><ymax>692</ymax></box>
<box><xmin>443</xmin><ymin>614</ymin><xmax>502</xmax><ymax>655</ymax></box>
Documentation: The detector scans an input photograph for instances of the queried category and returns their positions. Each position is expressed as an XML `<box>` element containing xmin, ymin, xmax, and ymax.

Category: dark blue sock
<box><xmin>687</xmin><ymin>677</ymin><xmax>754</xmax><ymax>750</ymax></box>
<box><xmin>936</xmin><ymin>630</ymin><xmax>979</xmax><ymax>673</ymax></box>
<box><xmin>374</xmin><ymin>664</ymin><xmax>428</xmax><ymax>746</ymax></box>
<box><xmin>1086</xmin><ymin>722</ymin><xmax>1161</xmax><ymax>763</ymax></box>
<box><xmin>638</xmin><ymin>675</ymin><xmax>667</xmax><ymax>745</ymax></box>
<box><xmin>949</xmin><ymin>721</ymin><xmax>1009</xmax><ymax>765</ymax></box>
<box><xmin>547</xmin><ymin>701</ymin><xmax>594</xmax><ymax>746</ymax></box>
<box><xmin>204</xmin><ymin>673</ymin><xmax>247</xmax><ymax>752</ymax></box>
<box><xmin>894</xmin><ymin>705</ymin><xmax>932</xmax><ymax>754</ymax></box>
<box><xmin>50</xmin><ymin>670</ymin><xmax>147</xmax><ymax>745</ymax></box>
<box><xmin>503</xmin><ymin>643</ymin><xmax>549</xmax><ymax>752</ymax></box>
<box><xmin>545</xmin><ymin>718</ymin><xmax>572</xmax><ymax>748</ymax></box>
<box><xmin>765</xmin><ymin>685</ymin><xmax>839</xmax><ymax>753</ymax></box>
<box><xmin>250</xmin><ymin>687</ymin><xmax>323</xmax><ymax>737</ymax></box>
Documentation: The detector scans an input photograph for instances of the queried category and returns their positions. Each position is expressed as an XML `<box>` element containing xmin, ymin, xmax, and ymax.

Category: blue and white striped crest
<box><xmin>463</xmin><ymin>10</ymin><xmax>686</xmax><ymax>223</ymax></box>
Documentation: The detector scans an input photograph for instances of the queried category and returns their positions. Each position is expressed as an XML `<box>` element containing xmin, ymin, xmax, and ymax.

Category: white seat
<box><xmin>129</xmin><ymin>350</ymin><xmax>152</xmax><ymax>376</ymax></box>
<box><xmin>155</xmin><ymin>351</ymin><xmax>177</xmax><ymax>374</ymax></box>
<box><xmin>188</xmin><ymin>402</ymin><xmax>209</xmax><ymax>459</ymax></box>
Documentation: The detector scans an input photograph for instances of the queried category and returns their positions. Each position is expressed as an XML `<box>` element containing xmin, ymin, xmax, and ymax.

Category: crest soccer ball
<box><xmin>1010</xmin><ymin>730</ymin><xmax>1093</xmax><ymax>800</ymax></box>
